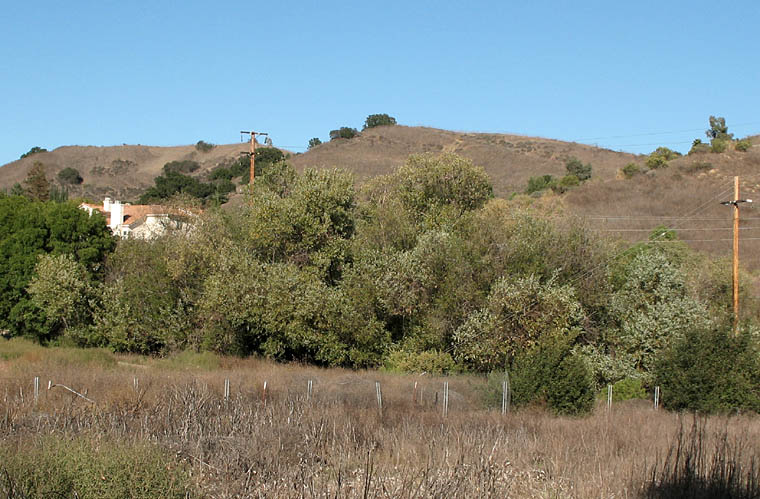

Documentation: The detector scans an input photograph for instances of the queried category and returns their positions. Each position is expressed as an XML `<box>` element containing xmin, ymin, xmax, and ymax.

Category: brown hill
<box><xmin>0</xmin><ymin>143</ymin><xmax>250</xmax><ymax>201</ymax></box>
<box><xmin>291</xmin><ymin>125</ymin><xmax>639</xmax><ymax>196</ymax></box>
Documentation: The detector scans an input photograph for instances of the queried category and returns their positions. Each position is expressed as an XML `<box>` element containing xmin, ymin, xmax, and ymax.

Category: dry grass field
<box><xmin>2</xmin><ymin>340</ymin><xmax>759</xmax><ymax>498</ymax></box>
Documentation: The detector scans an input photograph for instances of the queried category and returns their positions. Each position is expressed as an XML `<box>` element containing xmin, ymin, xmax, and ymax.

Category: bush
<box><xmin>163</xmin><ymin>160</ymin><xmax>200</xmax><ymax>175</ymax></box>
<box><xmin>195</xmin><ymin>140</ymin><xmax>215</xmax><ymax>152</ymax></box>
<box><xmin>551</xmin><ymin>174</ymin><xmax>579</xmax><ymax>194</ymax></box>
<box><xmin>20</xmin><ymin>146</ymin><xmax>47</xmax><ymax>159</ymax></box>
<box><xmin>607</xmin><ymin>377</ymin><xmax>647</xmax><ymax>402</ymax></box>
<box><xmin>711</xmin><ymin>139</ymin><xmax>728</xmax><ymax>153</ymax></box>
<box><xmin>622</xmin><ymin>162</ymin><xmax>642</xmax><ymax>178</ymax></box>
<box><xmin>0</xmin><ymin>436</ymin><xmax>191</xmax><ymax>498</ymax></box>
<box><xmin>384</xmin><ymin>348</ymin><xmax>458</xmax><ymax>374</ymax></box>
<box><xmin>509</xmin><ymin>334</ymin><xmax>594</xmax><ymax>416</ymax></box>
<box><xmin>735</xmin><ymin>139</ymin><xmax>751</xmax><ymax>152</ymax></box>
<box><xmin>329</xmin><ymin>127</ymin><xmax>359</xmax><ymax>140</ymax></box>
<box><xmin>525</xmin><ymin>174</ymin><xmax>555</xmax><ymax>194</ymax></box>
<box><xmin>364</xmin><ymin>113</ymin><xmax>397</xmax><ymax>129</ymax></box>
<box><xmin>308</xmin><ymin>137</ymin><xmax>322</xmax><ymax>149</ymax></box>
<box><xmin>655</xmin><ymin>327</ymin><xmax>760</xmax><ymax>413</ymax></box>
<box><xmin>565</xmin><ymin>157</ymin><xmax>592</xmax><ymax>181</ymax></box>
<box><xmin>57</xmin><ymin>167</ymin><xmax>83</xmax><ymax>185</ymax></box>
<box><xmin>688</xmin><ymin>139</ymin><xmax>710</xmax><ymax>155</ymax></box>
<box><xmin>646</xmin><ymin>147</ymin><xmax>681</xmax><ymax>169</ymax></box>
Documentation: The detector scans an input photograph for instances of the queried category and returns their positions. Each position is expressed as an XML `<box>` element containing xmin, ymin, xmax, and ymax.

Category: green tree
<box><xmin>565</xmin><ymin>157</ymin><xmax>592</xmax><ymax>181</ymax></box>
<box><xmin>27</xmin><ymin>254</ymin><xmax>95</xmax><ymax>341</ymax></box>
<box><xmin>646</xmin><ymin>147</ymin><xmax>681</xmax><ymax>169</ymax></box>
<box><xmin>195</xmin><ymin>140</ymin><xmax>215</xmax><ymax>152</ymax></box>
<box><xmin>363</xmin><ymin>114</ymin><xmax>397</xmax><ymax>129</ymax></box>
<box><xmin>329</xmin><ymin>127</ymin><xmax>359</xmax><ymax>140</ymax></box>
<box><xmin>525</xmin><ymin>174</ymin><xmax>555</xmax><ymax>194</ymax></box>
<box><xmin>0</xmin><ymin>197</ymin><xmax>115</xmax><ymax>339</ymax></box>
<box><xmin>57</xmin><ymin>167</ymin><xmax>83</xmax><ymax>185</ymax></box>
<box><xmin>705</xmin><ymin>116</ymin><xmax>733</xmax><ymax>141</ymax></box>
<box><xmin>20</xmin><ymin>146</ymin><xmax>47</xmax><ymax>159</ymax></box>
<box><xmin>308</xmin><ymin>137</ymin><xmax>322</xmax><ymax>149</ymax></box>
<box><xmin>24</xmin><ymin>161</ymin><xmax>50</xmax><ymax>201</ymax></box>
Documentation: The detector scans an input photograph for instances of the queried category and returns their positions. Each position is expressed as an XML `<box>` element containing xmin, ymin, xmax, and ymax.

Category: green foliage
<box><xmin>646</xmin><ymin>147</ymin><xmax>681</xmax><ymax>169</ymax></box>
<box><xmin>329</xmin><ymin>127</ymin><xmax>359</xmax><ymax>140</ymax></box>
<box><xmin>163</xmin><ymin>160</ymin><xmax>200</xmax><ymax>175</ymax></box>
<box><xmin>565</xmin><ymin>157</ymin><xmax>592</xmax><ymax>181</ymax></box>
<box><xmin>0</xmin><ymin>436</ymin><xmax>191</xmax><ymax>498</ymax></box>
<box><xmin>20</xmin><ymin>146</ymin><xmax>47</xmax><ymax>159</ymax></box>
<box><xmin>383</xmin><ymin>348</ymin><xmax>458</xmax><ymax>374</ymax></box>
<box><xmin>622</xmin><ymin>162</ymin><xmax>642</xmax><ymax>178</ymax></box>
<box><xmin>510</xmin><ymin>334</ymin><xmax>594</xmax><ymax>415</ymax></box>
<box><xmin>27</xmin><ymin>254</ymin><xmax>95</xmax><ymax>342</ymax></box>
<box><xmin>0</xmin><ymin>197</ymin><xmax>115</xmax><ymax>339</ymax></box>
<box><xmin>525</xmin><ymin>174</ymin><xmax>554</xmax><ymax>194</ymax></box>
<box><xmin>48</xmin><ymin>185</ymin><xmax>68</xmax><ymax>203</ymax></box>
<box><xmin>195</xmin><ymin>140</ymin><xmax>215</xmax><ymax>152</ymax></box>
<box><xmin>454</xmin><ymin>275</ymin><xmax>584</xmax><ymax>372</ymax></box>
<box><xmin>705</xmin><ymin>115</ymin><xmax>733</xmax><ymax>141</ymax></box>
<box><xmin>363</xmin><ymin>113</ymin><xmax>397</xmax><ymax>129</ymax></box>
<box><xmin>551</xmin><ymin>174</ymin><xmax>580</xmax><ymax>194</ymax></box>
<box><xmin>208</xmin><ymin>166</ymin><xmax>234</xmax><ymax>181</ymax></box>
<box><xmin>139</xmin><ymin>171</ymin><xmax>215</xmax><ymax>204</ymax></box>
<box><xmin>688</xmin><ymin>138</ymin><xmax>710</xmax><ymax>155</ymax></box>
<box><xmin>710</xmin><ymin>139</ymin><xmax>728</xmax><ymax>153</ymax></box>
<box><xmin>608</xmin><ymin>377</ymin><xmax>647</xmax><ymax>401</ymax></box>
<box><xmin>655</xmin><ymin>327</ymin><xmax>760</xmax><ymax>413</ymax></box>
<box><xmin>386</xmin><ymin>153</ymin><xmax>494</xmax><ymax>217</ymax></box>
<box><xmin>308</xmin><ymin>137</ymin><xmax>322</xmax><ymax>149</ymax></box>
<box><xmin>57</xmin><ymin>167</ymin><xmax>83</xmax><ymax>185</ymax></box>
<box><xmin>24</xmin><ymin>161</ymin><xmax>50</xmax><ymax>201</ymax></box>
<box><xmin>735</xmin><ymin>138</ymin><xmax>751</xmax><ymax>152</ymax></box>
<box><xmin>9</xmin><ymin>183</ymin><xmax>24</xmax><ymax>196</ymax></box>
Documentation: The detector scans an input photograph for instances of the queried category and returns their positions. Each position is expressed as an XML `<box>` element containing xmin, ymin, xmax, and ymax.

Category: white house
<box><xmin>80</xmin><ymin>197</ymin><xmax>195</xmax><ymax>239</ymax></box>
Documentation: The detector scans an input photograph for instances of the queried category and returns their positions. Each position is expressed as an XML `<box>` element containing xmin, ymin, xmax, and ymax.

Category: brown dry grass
<box><xmin>2</xmin><ymin>346</ymin><xmax>759</xmax><ymax>498</ymax></box>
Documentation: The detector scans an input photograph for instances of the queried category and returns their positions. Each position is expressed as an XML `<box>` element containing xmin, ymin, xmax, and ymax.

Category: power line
<box><xmin>595</xmin><ymin>226</ymin><xmax>760</xmax><ymax>232</ymax></box>
<box><xmin>574</xmin><ymin>121</ymin><xmax>760</xmax><ymax>143</ymax></box>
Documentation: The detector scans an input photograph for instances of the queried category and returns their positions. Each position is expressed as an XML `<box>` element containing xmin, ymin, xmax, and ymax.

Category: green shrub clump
<box><xmin>710</xmin><ymin>139</ymin><xmax>728</xmax><ymax>153</ymax></box>
<box><xmin>57</xmin><ymin>167</ymin><xmax>83</xmax><ymax>185</ymax></box>
<box><xmin>735</xmin><ymin>139</ymin><xmax>751</xmax><ymax>152</ymax></box>
<box><xmin>384</xmin><ymin>348</ymin><xmax>458</xmax><ymax>374</ymax></box>
<box><xmin>509</xmin><ymin>335</ymin><xmax>594</xmax><ymax>415</ymax></box>
<box><xmin>606</xmin><ymin>377</ymin><xmax>647</xmax><ymax>402</ymax></box>
<box><xmin>622</xmin><ymin>162</ymin><xmax>642</xmax><ymax>178</ymax></box>
<box><xmin>655</xmin><ymin>327</ymin><xmax>760</xmax><ymax>413</ymax></box>
<box><xmin>646</xmin><ymin>147</ymin><xmax>681</xmax><ymax>169</ymax></box>
<box><xmin>195</xmin><ymin>140</ymin><xmax>215</xmax><ymax>152</ymax></box>
<box><xmin>0</xmin><ymin>437</ymin><xmax>192</xmax><ymax>498</ymax></box>
<box><xmin>688</xmin><ymin>139</ymin><xmax>711</xmax><ymax>155</ymax></box>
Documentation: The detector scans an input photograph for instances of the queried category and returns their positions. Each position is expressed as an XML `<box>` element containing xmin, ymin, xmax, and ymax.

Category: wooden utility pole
<box><xmin>240</xmin><ymin>130</ymin><xmax>268</xmax><ymax>195</ymax></box>
<box><xmin>721</xmin><ymin>176</ymin><xmax>752</xmax><ymax>335</ymax></box>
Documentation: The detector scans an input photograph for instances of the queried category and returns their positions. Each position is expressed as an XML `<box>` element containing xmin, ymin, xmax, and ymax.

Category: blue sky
<box><xmin>1</xmin><ymin>0</ymin><xmax>758</xmax><ymax>165</ymax></box>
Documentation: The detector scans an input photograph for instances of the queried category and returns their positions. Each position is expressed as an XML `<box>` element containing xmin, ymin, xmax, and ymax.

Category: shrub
<box><xmin>384</xmin><ymin>348</ymin><xmax>458</xmax><ymax>374</ymax></box>
<box><xmin>608</xmin><ymin>377</ymin><xmax>647</xmax><ymax>402</ymax></box>
<box><xmin>655</xmin><ymin>327</ymin><xmax>760</xmax><ymax>413</ymax></box>
<box><xmin>163</xmin><ymin>160</ymin><xmax>200</xmax><ymax>175</ymax></box>
<box><xmin>195</xmin><ymin>140</ymin><xmax>215</xmax><ymax>152</ymax></box>
<box><xmin>510</xmin><ymin>334</ymin><xmax>594</xmax><ymax>415</ymax></box>
<box><xmin>735</xmin><ymin>139</ymin><xmax>751</xmax><ymax>152</ymax></box>
<box><xmin>57</xmin><ymin>167</ymin><xmax>83</xmax><ymax>185</ymax></box>
<box><xmin>20</xmin><ymin>146</ymin><xmax>47</xmax><ymax>159</ymax></box>
<box><xmin>551</xmin><ymin>174</ymin><xmax>579</xmax><ymax>194</ymax></box>
<box><xmin>565</xmin><ymin>157</ymin><xmax>592</xmax><ymax>181</ymax></box>
<box><xmin>688</xmin><ymin>139</ymin><xmax>710</xmax><ymax>155</ymax></box>
<box><xmin>525</xmin><ymin>174</ymin><xmax>555</xmax><ymax>194</ymax></box>
<box><xmin>646</xmin><ymin>147</ymin><xmax>681</xmax><ymax>169</ymax></box>
<box><xmin>622</xmin><ymin>162</ymin><xmax>642</xmax><ymax>178</ymax></box>
<box><xmin>711</xmin><ymin>139</ymin><xmax>728</xmax><ymax>153</ymax></box>
<box><xmin>0</xmin><ymin>436</ymin><xmax>191</xmax><ymax>498</ymax></box>
<box><xmin>329</xmin><ymin>127</ymin><xmax>359</xmax><ymax>140</ymax></box>
<box><xmin>308</xmin><ymin>137</ymin><xmax>322</xmax><ymax>149</ymax></box>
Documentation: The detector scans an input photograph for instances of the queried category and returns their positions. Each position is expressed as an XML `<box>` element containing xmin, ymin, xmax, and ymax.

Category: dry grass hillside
<box><xmin>1</xmin><ymin>126</ymin><xmax>640</xmax><ymax>201</ymax></box>
<box><xmin>291</xmin><ymin>125</ymin><xmax>639</xmax><ymax>196</ymax></box>
<box><xmin>564</xmin><ymin>134</ymin><xmax>760</xmax><ymax>268</ymax></box>
<box><xmin>0</xmin><ymin>142</ymin><xmax>250</xmax><ymax>201</ymax></box>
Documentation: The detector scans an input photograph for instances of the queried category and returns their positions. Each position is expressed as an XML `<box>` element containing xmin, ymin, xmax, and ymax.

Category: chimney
<box><xmin>103</xmin><ymin>197</ymin><xmax>112</xmax><ymax>212</ymax></box>
<box><xmin>109</xmin><ymin>201</ymin><xmax>123</xmax><ymax>231</ymax></box>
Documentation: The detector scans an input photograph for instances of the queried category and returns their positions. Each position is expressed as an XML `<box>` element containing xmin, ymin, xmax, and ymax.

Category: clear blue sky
<box><xmin>2</xmin><ymin>0</ymin><xmax>758</xmax><ymax>165</ymax></box>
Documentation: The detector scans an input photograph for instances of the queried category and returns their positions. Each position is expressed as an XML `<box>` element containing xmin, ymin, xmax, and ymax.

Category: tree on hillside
<box><xmin>20</xmin><ymin>146</ymin><xmax>47</xmax><ymax>159</ymax></box>
<box><xmin>363</xmin><ymin>114</ymin><xmax>397</xmax><ymax>130</ymax></box>
<box><xmin>308</xmin><ymin>138</ymin><xmax>322</xmax><ymax>149</ymax></box>
<box><xmin>329</xmin><ymin>127</ymin><xmax>359</xmax><ymax>141</ymax></box>
<box><xmin>705</xmin><ymin>116</ymin><xmax>733</xmax><ymax>141</ymax></box>
<box><xmin>58</xmin><ymin>167</ymin><xmax>83</xmax><ymax>185</ymax></box>
<box><xmin>24</xmin><ymin>161</ymin><xmax>50</xmax><ymax>201</ymax></box>
<box><xmin>565</xmin><ymin>157</ymin><xmax>592</xmax><ymax>181</ymax></box>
